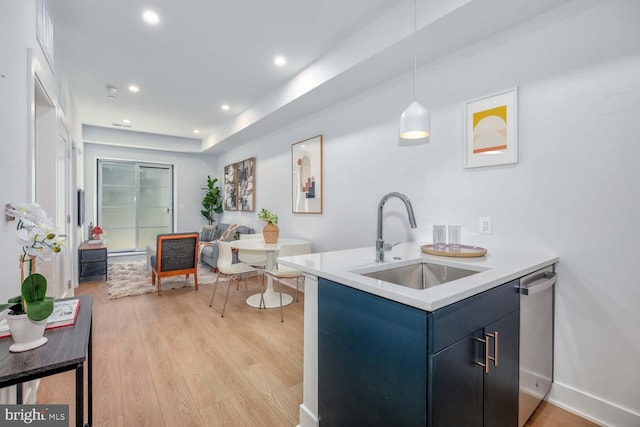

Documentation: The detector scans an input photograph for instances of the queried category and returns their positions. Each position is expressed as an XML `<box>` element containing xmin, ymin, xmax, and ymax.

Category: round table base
<box><xmin>246</xmin><ymin>292</ymin><xmax>294</xmax><ymax>309</ymax></box>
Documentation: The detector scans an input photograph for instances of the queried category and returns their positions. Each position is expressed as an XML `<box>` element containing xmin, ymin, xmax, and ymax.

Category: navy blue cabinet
<box><xmin>318</xmin><ymin>278</ymin><xmax>427</xmax><ymax>426</ymax></box>
<box><xmin>318</xmin><ymin>277</ymin><xmax>520</xmax><ymax>427</ymax></box>
<box><xmin>483</xmin><ymin>311</ymin><xmax>520</xmax><ymax>427</ymax></box>
<box><xmin>428</xmin><ymin>280</ymin><xmax>520</xmax><ymax>427</ymax></box>
<box><xmin>430</xmin><ymin>331</ymin><xmax>484</xmax><ymax>426</ymax></box>
<box><xmin>429</xmin><ymin>310</ymin><xmax>519</xmax><ymax>427</ymax></box>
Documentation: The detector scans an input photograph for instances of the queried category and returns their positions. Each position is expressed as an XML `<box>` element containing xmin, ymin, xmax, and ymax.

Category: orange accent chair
<box><xmin>151</xmin><ymin>232</ymin><xmax>199</xmax><ymax>296</ymax></box>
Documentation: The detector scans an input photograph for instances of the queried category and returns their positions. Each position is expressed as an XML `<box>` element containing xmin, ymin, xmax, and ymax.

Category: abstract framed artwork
<box><xmin>236</xmin><ymin>157</ymin><xmax>255</xmax><ymax>211</ymax></box>
<box><xmin>464</xmin><ymin>87</ymin><xmax>518</xmax><ymax>168</ymax></box>
<box><xmin>223</xmin><ymin>163</ymin><xmax>237</xmax><ymax>211</ymax></box>
<box><xmin>292</xmin><ymin>135</ymin><xmax>323</xmax><ymax>214</ymax></box>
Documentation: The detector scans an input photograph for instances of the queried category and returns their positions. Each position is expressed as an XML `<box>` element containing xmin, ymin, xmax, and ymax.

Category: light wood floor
<box><xmin>37</xmin><ymin>276</ymin><xmax>599</xmax><ymax>426</ymax></box>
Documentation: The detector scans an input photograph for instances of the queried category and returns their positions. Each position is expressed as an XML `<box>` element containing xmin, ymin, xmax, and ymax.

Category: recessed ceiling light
<box><xmin>274</xmin><ymin>56</ymin><xmax>286</xmax><ymax>67</ymax></box>
<box><xmin>221</xmin><ymin>104</ymin><xmax>230</xmax><ymax>111</ymax></box>
<box><xmin>193</xmin><ymin>129</ymin><xmax>200</xmax><ymax>134</ymax></box>
<box><xmin>105</xmin><ymin>85</ymin><xmax>117</xmax><ymax>99</ymax></box>
<box><xmin>122</xmin><ymin>119</ymin><xmax>130</xmax><ymax>124</ymax></box>
<box><xmin>128</xmin><ymin>84</ymin><xmax>140</xmax><ymax>93</ymax></box>
<box><xmin>142</xmin><ymin>10</ymin><xmax>160</xmax><ymax>25</ymax></box>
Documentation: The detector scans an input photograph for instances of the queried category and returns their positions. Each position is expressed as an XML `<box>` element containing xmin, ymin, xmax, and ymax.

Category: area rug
<box><xmin>107</xmin><ymin>261</ymin><xmax>226</xmax><ymax>299</ymax></box>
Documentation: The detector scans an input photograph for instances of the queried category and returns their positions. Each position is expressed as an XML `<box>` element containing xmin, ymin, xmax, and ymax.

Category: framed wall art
<box><xmin>292</xmin><ymin>135</ymin><xmax>323</xmax><ymax>214</ymax></box>
<box><xmin>236</xmin><ymin>157</ymin><xmax>255</xmax><ymax>211</ymax></box>
<box><xmin>223</xmin><ymin>163</ymin><xmax>237</xmax><ymax>211</ymax></box>
<box><xmin>464</xmin><ymin>87</ymin><xmax>518</xmax><ymax>168</ymax></box>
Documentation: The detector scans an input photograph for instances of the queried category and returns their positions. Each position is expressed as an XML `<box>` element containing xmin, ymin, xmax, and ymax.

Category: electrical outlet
<box><xmin>479</xmin><ymin>216</ymin><xmax>492</xmax><ymax>234</ymax></box>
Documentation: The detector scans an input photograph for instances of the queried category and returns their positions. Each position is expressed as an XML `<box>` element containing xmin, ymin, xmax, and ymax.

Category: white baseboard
<box><xmin>298</xmin><ymin>404</ymin><xmax>320</xmax><ymax>427</ymax></box>
<box><xmin>548</xmin><ymin>382</ymin><xmax>640</xmax><ymax>427</ymax></box>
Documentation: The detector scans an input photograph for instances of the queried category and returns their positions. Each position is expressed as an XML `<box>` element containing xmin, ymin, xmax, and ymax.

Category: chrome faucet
<box><xmin>376</xmin><ymin>192</ymin><xmax>418</xmax><ymax>262</ymax></box>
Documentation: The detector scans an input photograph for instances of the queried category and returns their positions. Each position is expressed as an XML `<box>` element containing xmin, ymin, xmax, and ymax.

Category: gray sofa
<box><xmin>200</xmin><ymin>223</ymin><xmax>255</xmax><ymax>270</ymax></box>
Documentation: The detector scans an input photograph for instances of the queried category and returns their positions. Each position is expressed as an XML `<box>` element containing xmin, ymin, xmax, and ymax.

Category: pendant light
<box><xmin>400</xmin><ymin>0</ymin><xmax>430</xmax><ymax>143</ymax></box>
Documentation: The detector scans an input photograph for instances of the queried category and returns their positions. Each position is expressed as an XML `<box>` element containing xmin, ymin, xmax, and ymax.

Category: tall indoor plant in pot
<box><xmin>1</xmin><ymin>202</ymin><xmax>64</xmax><ymax>352</ymax></box>
<box><xmin>201</xmin><ymin>175</ymin><xmax>223</xmax><ymax>226</ymax></box>
<box><xmin>258</xmin><ymin>208</ymin><xmax>279</xmax><ymax>243</ymax></box>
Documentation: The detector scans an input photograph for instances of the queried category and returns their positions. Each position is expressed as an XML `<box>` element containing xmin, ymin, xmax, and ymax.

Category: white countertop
<box><xmin>278</xmin><ymin>242</ymin><xmax>558</xmax><ymax>311</ymax></box>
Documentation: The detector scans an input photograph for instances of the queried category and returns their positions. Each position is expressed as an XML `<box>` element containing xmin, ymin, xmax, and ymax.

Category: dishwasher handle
<box><xmin>519</xmin><ymin>271</ymin><xmax>557</xmax><ymax>296</ymax></box>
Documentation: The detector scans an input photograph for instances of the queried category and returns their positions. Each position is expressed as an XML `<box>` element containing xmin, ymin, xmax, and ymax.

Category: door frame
<box><xmin>56</xmin><ymin>122</ymin><xmax>73</xmax><ymax>296</ymax></box>
<box><xmin>27</xmin><ymin>48</ymin><xmax>72</xmax><ymax>298</ymax></box>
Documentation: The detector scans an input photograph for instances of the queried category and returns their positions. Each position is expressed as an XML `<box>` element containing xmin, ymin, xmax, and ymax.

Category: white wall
<box><xmin>0</xmin><ymin>0</ymin><xmax>72</xmax><ymax>405</ymax></box>
<box><xmin>1</xmin><ymin>0</ymin><xmax>66</xmax><ymax>299</ymax></box>
<box><xmin>0</xmin><ymin>2</ymin><xmax>32</xmax><ymax>305</ymax></box>
<box><xmin>83</xmin><ymin>143</ymin><xmax>217</xmax><ymax>240</ymax></box>
<box><xmin>217</xmin><ymin>1</ymin><xmax>640</xmax><ymax>425</ymax></box>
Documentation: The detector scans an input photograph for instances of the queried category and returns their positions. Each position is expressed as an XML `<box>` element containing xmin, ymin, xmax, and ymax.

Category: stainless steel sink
<box><xmin>361</xmin><ymin>262</ymin><xmax>479</xmax><ymax>290</ymax></box>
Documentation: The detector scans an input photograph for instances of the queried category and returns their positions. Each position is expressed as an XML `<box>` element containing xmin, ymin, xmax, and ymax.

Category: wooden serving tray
<box><xmin>421</xmin><ymin>244</ymin><xmax>487</xmax><ymax>258</ymax></box>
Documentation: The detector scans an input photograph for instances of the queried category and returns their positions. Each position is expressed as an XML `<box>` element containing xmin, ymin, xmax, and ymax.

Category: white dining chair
<box><xmin>237</xmin><ymin>233</ymin><xmax>268</xmax><ymax>268</ymax></box>
<box><xmin>264</xmin><ymin>242</ymin><xmax>311</xmax><ymax>321</ymax></box>
<box><xmin>209</xmin><ymin>241</ymin><xmax>264</xmax><ymax>317</ymax></box>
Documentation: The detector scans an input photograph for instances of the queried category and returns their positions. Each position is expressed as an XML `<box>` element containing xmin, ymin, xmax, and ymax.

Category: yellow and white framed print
<box><xmin>464</xmin><ymin>87</ymin><xmax>518</xmax><ymax>168</ymax></box>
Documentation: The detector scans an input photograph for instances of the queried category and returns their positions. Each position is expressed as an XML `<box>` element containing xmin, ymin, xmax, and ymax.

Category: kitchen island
<box><xmin>278</xmin><ymin>242</ymin><xmax>558</xmax><ymax>427</ymax></box>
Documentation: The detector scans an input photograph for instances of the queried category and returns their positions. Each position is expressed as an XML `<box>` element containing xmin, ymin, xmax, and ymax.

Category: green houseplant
<box><xmin>201</xmin><ymin>175</ymin><xmax>223</xmax><ymax>225</ymax></box>
<box><xmin>4</xmin><ymin>274</ymin><xmax>54</xmax><ymax>321</ymax></box>
<box><xmin>258</xmin><ymin>208</ymin><xmax>279</xmax><ymax>243</ymax></box>
<box><xmin>1</xmin><ymin>202</ymin><xmax>63</xmax><ymax>351</ymax></box>
<box><xmin>257</xmin><ymin>208</ymin><xmax>278</xmax><ymax>225</ymax></box>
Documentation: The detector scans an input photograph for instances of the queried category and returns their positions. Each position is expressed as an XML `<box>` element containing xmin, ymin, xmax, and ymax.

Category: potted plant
<box><xmin>1</xmin><ymin>202</ymin><xmax>63</xmax><ymax>352</ymax></box>
<box><xmin>258</xmin><ymin>208</ymin><xmax>279</xmax><ymax>243</ymax></box>
<box><xmin>201</xmin><ymin>175</ymin><xmax>223</xmax><ymax>226</ymax></box>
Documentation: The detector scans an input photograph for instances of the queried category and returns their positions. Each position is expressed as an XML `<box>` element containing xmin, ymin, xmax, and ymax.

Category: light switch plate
<box><xmin>479</xmin><ymin>216</ymin><xmax>492</xmax><ymax>234</ymax></box>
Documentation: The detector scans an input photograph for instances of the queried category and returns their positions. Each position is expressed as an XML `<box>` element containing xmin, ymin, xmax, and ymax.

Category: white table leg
<box><xmin>245</xmin><ymin>249</ymin><xmax>294</xmax><ymax>309</ymax></box>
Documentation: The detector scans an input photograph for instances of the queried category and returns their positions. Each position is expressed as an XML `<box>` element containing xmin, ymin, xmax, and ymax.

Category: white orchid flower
<box><xmin>16</xmin><ymin>228</ymin><xmax>35</xmax><ymax>244</ymax></box>
<box><xmin>5</xmin><ymin>202</ymin><xmax>31</xmax><ymax>215</ymax></box>
<box><xmin>38</xmin><ymin>246</ymin><xmax>54</xmax><ymax>261</ymax></box>
<box><xmin>4</xmin><ymin>207</ymin><xmax>22</xmax><ymax>218</ymax></box>
<box><xmin>25</xmin><ymin>246</ymin><xmax>42</xmax><ymax>257</ymax></box>
<box><xmin>32</xmin><ymin>225</ymin><xmax>48</xmax><ymax>236</ymax></box>
<box><xmin>6</xmin><ymin>203</ymin><xmax>39</xmax><ymax>228</ymax></box>
<box><xmin>8</xmin><ymin>202</ymin><xmax>65</xmax><ymax>270</ymax></box>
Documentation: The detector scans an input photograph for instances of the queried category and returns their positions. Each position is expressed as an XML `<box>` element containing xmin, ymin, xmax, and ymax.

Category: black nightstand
<box><xmin>78</xmin><ymin>241</ymin><xmax>108</xmax><ymax>282</ymax></box>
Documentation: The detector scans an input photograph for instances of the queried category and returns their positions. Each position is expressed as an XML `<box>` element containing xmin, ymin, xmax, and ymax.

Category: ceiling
<box><xmin>49</xmin><ymin>0</ymin><xmax>580</xmax><ymax>154</ymax></box>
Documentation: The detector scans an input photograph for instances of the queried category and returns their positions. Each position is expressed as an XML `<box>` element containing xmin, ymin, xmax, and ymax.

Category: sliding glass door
<box><xmin>98</xmin><ymin>160</ymin><xmax>173</xmax><ymax>252</ymax></box>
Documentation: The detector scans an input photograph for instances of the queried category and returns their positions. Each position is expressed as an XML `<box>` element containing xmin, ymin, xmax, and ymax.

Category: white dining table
<box><xmin>229</xmin><ymin>238</ymin><xmax>310</xmax><ymax>309</ymax></box>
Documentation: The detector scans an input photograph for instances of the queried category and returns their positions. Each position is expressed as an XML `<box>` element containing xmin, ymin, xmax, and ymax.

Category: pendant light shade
<box><xmin>400</xmin><ymin>101</ymin><xmax>430</xmax><ymax>140</ymax></box>
<box><xmin>400</xmin><ymin>0</ymin><xmax>430</xmax><ymax>144</ymax></box>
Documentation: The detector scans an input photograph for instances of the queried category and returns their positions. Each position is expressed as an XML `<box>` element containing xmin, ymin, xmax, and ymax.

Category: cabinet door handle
<box><xmin>494</xmin><ymin>331</ymin><xmax>499</xmax><ymax>366</ymax></box>
<box><xmin>474</xmin><ymin>336</ymin><xmax>490</xmax><ymax>374</ymax></box>
<box><xmin>486</xmin><ymin>332</ymin><xmax>499</xmax><ymax>367</ymax></box>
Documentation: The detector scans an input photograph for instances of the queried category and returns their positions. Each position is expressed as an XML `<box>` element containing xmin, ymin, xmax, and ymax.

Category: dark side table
<box><xmin>0</xmin><ymin>295</ymin><xmax>94</xmax><ymax>427</ymax></box>
<box><xmin>79</xmin><ymin>241</ymin><xmax>108</xmax><ymax>282</ymax></box>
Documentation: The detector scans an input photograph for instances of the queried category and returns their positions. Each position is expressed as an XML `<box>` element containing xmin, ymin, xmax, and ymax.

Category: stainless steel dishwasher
<box><xmin>518</xmin><ymin>264</ymin><xmax>557</xmax><ymax>427</ymax></box>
